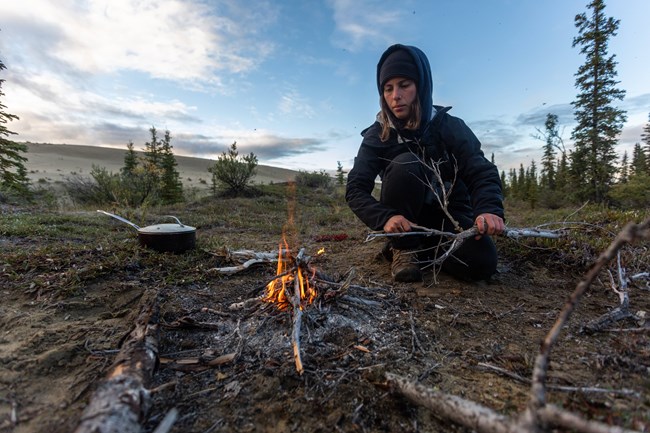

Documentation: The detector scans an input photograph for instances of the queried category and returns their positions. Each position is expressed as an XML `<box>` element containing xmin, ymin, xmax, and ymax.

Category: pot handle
<box><xmin>160</xmin><ymin>215</ymin><xmax>186</xmax><ymax>227</ymax></box>
<box><xmin>97</xmin><ymin>210</ymin><xmax>141</xmax><ymax>230</ymax></box>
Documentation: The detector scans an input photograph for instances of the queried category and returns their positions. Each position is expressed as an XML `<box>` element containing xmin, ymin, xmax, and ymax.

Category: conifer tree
<box><xmin>121</xmin><ymin>140</ymin><xmax>138</xmax><ymax>177</ymax></box>
<box><xmin>0</xmin><ymin>58</ymin><xmax>30</xmax><ymax>196</ymax></box>
<box><xmin>526</xmin><ymin>160</ymin><xmax>538</xmax><ymax>208</ymax></box>
<box><xmin>641</xmin><ymin>113</ymin><xmax>650</xmax><ymax>175</ymax></box>
<box><xmin>570</xmin><ymin>0</ymin><xmax>626</xmax><ymax>203</ymax></box>
<box><xmin>517</xmin><ymin>164</ymin><xmax>526</xmax><ymax>200</ymax></box>
<box><xmin>619</xmin><ymin>151</ymin><xmax>629</xmax><ymax>183</ymax></box>
<box><xmin>555</xmin><ymin>152</ymin><xmax>570</xmax><ymax>195</ymax></box>
<box><xmin>335</xmin><ymin>161</ymin><xmax>347</xmax><ymax>186</ymax></box>
<box><xmin>500</xmin><ymin>170</ymin><xmax>508</xmax><ymax>198</ymax></box>
<box><xmin>630</xmin><ymin>143</ymin><xmax>647</xmax><ymax>178</ymax></box>
<box><xmin>159</xmin><ymin>129</ymin><xmax>183</xmax><ymax>204</ymax></box>
<box><xmin>143</xmin><ymin>126</ymin><xmax>162</xmax><ymax>185</ymax></box>
<box><xmin>209</xmin><ymin>141</ymin><xmax>258</xmax><ymax>196</ymax></box>
<box><xmin>141</xmin><ymin>126</ymin><xmax>163</xmax><ymax>199</ymax></box>
<box><xmin>538</xmin><ymin>113</ymin><xmax>564</xmax><ymax>190</ymax></box>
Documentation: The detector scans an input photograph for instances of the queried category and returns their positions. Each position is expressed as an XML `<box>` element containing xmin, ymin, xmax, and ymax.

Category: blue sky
<box><xmin>1</xmin><ymin>0</ymin><xmax>649</xmax><ymax>173</ymax></box>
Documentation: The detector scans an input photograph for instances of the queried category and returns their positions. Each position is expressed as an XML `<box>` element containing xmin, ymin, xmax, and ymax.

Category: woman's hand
<box><xmin>474</xmin><ymin>213</ymin><xmax>505</xmax><ymax>239</ymax></box>
<box><xmin>384</xmin><ymin>215</ymin><xmax>415</xmax><ymax>233</ymax></box>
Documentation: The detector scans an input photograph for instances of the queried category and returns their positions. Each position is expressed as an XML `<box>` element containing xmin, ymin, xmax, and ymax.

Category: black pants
<box><xmin>380</xmin><ymin>152</ymin><xmax>497</xmax><ymax>281</ymax></box>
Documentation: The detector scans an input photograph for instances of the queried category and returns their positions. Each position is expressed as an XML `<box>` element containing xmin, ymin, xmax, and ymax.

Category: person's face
<box><xmin>382</xmin><ymin>77</ymin><xmax>417</xmax><ymax>120</ymax></box>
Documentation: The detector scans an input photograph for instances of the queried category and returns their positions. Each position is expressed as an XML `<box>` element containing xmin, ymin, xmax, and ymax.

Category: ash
<box><xmin>150</xmin><ymin>280</ymin><xmax>436</xmax><ymax>432</ymax></box>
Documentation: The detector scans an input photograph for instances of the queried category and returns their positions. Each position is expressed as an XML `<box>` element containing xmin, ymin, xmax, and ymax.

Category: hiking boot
<box><xmin>390</xmin><ymin>248</ymin><xmax>422</xmax><ymax>282</ymax></box>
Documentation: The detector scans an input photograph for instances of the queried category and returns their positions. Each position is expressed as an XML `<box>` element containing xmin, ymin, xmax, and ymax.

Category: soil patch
<box><xmin>1</xmin><ymin>209</ymin><xmax>648</xmax><ymax>432</ymax></box>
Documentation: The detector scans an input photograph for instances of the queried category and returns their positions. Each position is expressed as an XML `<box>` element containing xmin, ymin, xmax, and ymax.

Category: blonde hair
<box><xmin>379</xmin><ymin>95</ymin><xmax>421</xmax><ymax>142</ymax></box>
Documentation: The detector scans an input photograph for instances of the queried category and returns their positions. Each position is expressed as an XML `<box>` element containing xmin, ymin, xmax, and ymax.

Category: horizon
<box><xmin>1</xmin><ymin>0</ymin><xmax>649</xmax><ymax>174</ymax></box>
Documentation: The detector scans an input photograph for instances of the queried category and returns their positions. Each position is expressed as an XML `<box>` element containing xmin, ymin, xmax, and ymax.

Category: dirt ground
<box><xmin>1</xmin><ymin>204</ymin><xmax>648</xmax><ymax>433</ymax></box>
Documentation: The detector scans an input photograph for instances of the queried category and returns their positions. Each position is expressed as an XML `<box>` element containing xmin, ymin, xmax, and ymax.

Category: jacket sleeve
<box><xmin>440</xmin><ymin>115</ymin><xmax>504</xmax><ymax>219</ymax></box>
<box><xmin>345</xmin><ymin>123</ymin><xmax>399</xmax><ymax>231</ymax></box>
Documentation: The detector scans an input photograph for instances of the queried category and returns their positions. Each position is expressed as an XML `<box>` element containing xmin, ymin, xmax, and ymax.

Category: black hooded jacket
<box><xmin>345</xmin><ymin>44</ymin><xmax>504</xmax><ymax>231</ymax></box>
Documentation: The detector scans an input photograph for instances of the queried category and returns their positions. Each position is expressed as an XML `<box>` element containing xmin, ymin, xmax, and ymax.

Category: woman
<box><xmin>345</xmin><ymin>44</ymin><xmax>505</xmax><ymax>282</ymax></box>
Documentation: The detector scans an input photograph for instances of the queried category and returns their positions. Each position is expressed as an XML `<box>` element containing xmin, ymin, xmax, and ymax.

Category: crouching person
<box><xmin>345</xmin><ymin>44</ymin><xmax>505</xmax><ymax>282</ymax></box>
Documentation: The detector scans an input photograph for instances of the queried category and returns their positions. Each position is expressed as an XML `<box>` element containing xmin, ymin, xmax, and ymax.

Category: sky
<box><xmin>1</xmin><ymin>0</ymin><xmax>649</xmax><ymax>174</ymax></box>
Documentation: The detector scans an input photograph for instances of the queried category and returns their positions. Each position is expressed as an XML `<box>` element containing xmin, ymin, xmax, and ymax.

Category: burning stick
<box><xmin>264</xmin><ymin>244</ymin><xmax>316</xmax><ymax>375</ymax></box>
<box><xmin>288</xmin><ymin>248</ymin><xmax>307</xmax><ymax>375</ymax></box>
<box><xmin>290</xmin><ymin>273</ymin><xmax>304</xmax><ymax>375</ymax></box>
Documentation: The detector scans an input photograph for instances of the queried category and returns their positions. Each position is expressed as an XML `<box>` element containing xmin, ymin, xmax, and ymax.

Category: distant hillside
<box><xmin>22</xmin><ymin>142</ymin><xmax>298</xmax><ymax>189</ymax></box>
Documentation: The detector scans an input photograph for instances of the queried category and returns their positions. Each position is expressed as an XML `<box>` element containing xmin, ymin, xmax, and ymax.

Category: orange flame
<box><xmin>264</xmin><ymin>236</ymin><xmax>317</xmax><ymax>310</ymax></box>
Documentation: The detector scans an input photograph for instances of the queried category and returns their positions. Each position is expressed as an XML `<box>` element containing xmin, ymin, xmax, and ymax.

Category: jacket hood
<box><xmin>376</xmin><ymin>44</ymin><xmax>434</xmax><ymax>130</ymax></box>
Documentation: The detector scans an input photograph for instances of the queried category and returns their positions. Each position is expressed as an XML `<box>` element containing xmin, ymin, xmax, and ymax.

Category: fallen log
<box><xmin>74</xmin><ymin>295</ymin><xmax>159</xmax><ymax>433</ymax></box>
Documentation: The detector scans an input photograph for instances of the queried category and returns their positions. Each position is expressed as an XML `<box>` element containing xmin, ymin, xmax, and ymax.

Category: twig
<box><xmin>384</xmin><ymin>218</ymin><xmax>650</xmax><ymax>433</ymax></box>
<box><xmin>152</xmin><ymin>408</ymin><xmax>178</xmax><ymax>433</ymax></box>
<box><xmin>477</xmin><ymin>362</ymin><xmax>640</xmax><ymax>397</ymax></box>
<box><xmin>409</xmin><ymin>310</ymin><xmax>425</xmax><ymax>355</ymax></box>
<box><xmin>520</xmin><ymin>217</ymin><xmax>650</xmax><ymax>430</ymax></box>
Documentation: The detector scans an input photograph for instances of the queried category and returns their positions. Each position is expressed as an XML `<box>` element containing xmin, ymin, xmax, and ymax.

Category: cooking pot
<box><xmin>97</xmin><ymin>210</ymin><xmax>196</xmax><ymax>253</ymax></box>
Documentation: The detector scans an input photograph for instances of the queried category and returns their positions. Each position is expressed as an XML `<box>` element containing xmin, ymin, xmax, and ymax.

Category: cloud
<box><xmin>278</xmin><ymin>89</ymin><xmax>316</xmax><ymax>118</ymax></box>
<box><xmin>0</xmin><ymin>0</ymin><xmax>278</xmax><ymax>83</ymax></box>
<box><xmin>170</xmin><ymin>131</ymin><xmax>328</xmax><ymax>161</ymax></box>
<box><xmin>327</xmin><ymin>0</ymin><xmax>406</xmax><ymax>51</ymax></box>
<box><xmin>468</xmin><ymin>118</ymin><xmax>525</xmax><ymax>152</ymax></box>
<box><xmin>516</xmin><ymin>103</ymin><xmax>575</xmax><ymax>127</ymax></box>
<box><xmin>0</xmin><ymin>0</ymin><xmax>285</xmax><ymax>154</ymax></box>
<box><xmin>621</xmin><ymin>92</ymin><xmax>650</xmax><ymax>114</ymax></box>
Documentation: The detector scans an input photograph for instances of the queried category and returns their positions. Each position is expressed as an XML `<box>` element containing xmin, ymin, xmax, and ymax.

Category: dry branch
<box><xmin>386</xmin><ymin>373</ymin><xmax>641</xmax><ymax>433</ymax></box>
<box><xmin>74</xmin><ymin>295</ymin><xmax>159</xmax><ymax>433</ymax></box>
<box><xmin>385</xmin><ymin>217</ymin><xmax>650</xmax><ymax>433</ymax></box>
<box><xmin>522</xmin><ymin>218</ymin><xmax>650</xmax><ymax>428</ymax></box>
<box><xmin>207</xmin><ymin>248</ymin><xmax>281</xmax><ymax>274</ymax></box>
<box><xmin>365</xmin><ymin>225</ymin><xmax>566</xmax><ymax>243</ymax></box>
<box><xmin>385</xmin><ymin>373</ymin><xmax>511</xmax><ymax>433</ymax></box>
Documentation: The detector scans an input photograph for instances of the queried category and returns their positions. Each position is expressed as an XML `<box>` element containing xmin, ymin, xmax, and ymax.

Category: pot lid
<box><xmin>139</xmin><ymin>223</ymin><xmax>196</xmax><ymax>234</ymax></box>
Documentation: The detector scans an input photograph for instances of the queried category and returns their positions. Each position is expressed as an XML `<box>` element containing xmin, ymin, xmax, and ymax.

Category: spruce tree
<box><xmin>630</xmin><ymin>143</ymin><xmax>647</xmax><ymax>178</ymax></box>
<box><xmin>570</xmin><ymin>0</ymin><xmax>627</xmax><ymax>203</ymax></box>
<box><xmin>335</xmin><ymin>161</ymin><xmax>346</xmax><ymax>186</ymax></box>
<box><xmin>209</xmin><ymin>141</ymin><xmax>258</xmax><ymax>196</ymax></box>
<box><xmin>121</xmin><ymin>140</ymin><xmax>138</xmax><ymax>177</ymax></box>
<box><xmin>526</xmin><ymin>160</ymin><xmax>538</xmax><ymax>208</ymax></box>
<box><xmin>641</xmin><ymin>113</ymin><xmax>650</xmax><ymax>175</ymax></box>
<box><xmin>0</xmin><ymin>58</ymin><xmax>30</xmax><ymax>196</ymax></box>
<box><xmin>159</xmin><ymin>129</ymin><xmax>183</xmax><ymax>204</ymax></box>
<box><xmin>517</xmin><ymin>164</ymin><xmax>526</xmax><ymax>200</ymax></box>
<box><xmin>556</xmin><ymin>152</ymin><xmax>570</xmax><ymax>194</ymax></box>
<box><xmin>619</xmin><ymin>150</ymin><xmax>629</xmax><ymax>183</ymax></box>
<box><xmin>539</xmin><ymin>113</ymin><xmax>563</xmax><ymax>190</ymax></box>
<box><xmin>141</xmin><ymin>126</ymin><xmax>163</xmax><ymax>200</ymax></box>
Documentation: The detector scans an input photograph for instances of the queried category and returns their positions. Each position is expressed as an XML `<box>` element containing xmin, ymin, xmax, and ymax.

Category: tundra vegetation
<box><xmin>0</xmin><ymin>1</ymin><xmax>649</xmax><ymax>432</ymax></box>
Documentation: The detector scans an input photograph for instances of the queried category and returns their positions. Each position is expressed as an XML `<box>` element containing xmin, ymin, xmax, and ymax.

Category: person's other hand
<box><xmin>384</xmin><ymin>215</ymin><xmax>415</xmax><ymax>233</ymax></box>
<box><xmin>474</xmin><ymin>213</ymin><xmax>505</xmax><ymax>239</ymax></box>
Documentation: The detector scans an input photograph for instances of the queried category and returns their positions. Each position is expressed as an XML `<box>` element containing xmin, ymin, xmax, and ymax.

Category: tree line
<box><xmin>0</xmin><ymin>0</ymin><xmax>647</xmax><ymax>208</ymax></box>
<box><xmin>500</xmin><ymin>0</ymin><xmax>648</xmax><ymax>209</ymax></box>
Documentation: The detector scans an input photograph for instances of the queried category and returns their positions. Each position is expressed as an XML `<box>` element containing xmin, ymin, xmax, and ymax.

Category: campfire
<box><xmin>263</xmin><ymin>237</ymin><xmax>317</xmax><ymax>311</ymax></box>
<box><xmin>261</xmin><ymin>236</ymin><xmax>322</xmax><ymax>375</ymax></box>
